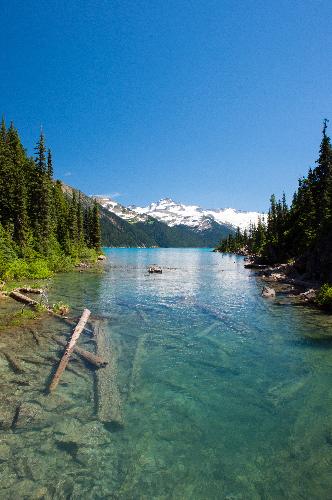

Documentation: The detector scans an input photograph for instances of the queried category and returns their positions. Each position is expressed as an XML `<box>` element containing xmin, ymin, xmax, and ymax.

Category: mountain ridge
<box><xmin>92</xmin><ymin>195</ymin><xmax>262</xmax><ymax>248</ymax></box>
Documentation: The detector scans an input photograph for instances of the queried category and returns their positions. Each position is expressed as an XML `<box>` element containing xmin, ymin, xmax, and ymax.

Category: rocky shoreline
<box><xmin>244</xmin><ymin>259</ymin><xmax>321</xmax><ymax>307</ymax></box>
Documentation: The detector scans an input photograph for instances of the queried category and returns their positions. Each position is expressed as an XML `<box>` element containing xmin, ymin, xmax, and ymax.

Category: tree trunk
<box><xmin>50</xmin><ymin>335</ymin><xmax>107</xmax><ymax>368</ymax></box>
<box><xmin>48</xmin><ymin>308</ymin><xmax>91</xmax><ymax>393</ymax></box>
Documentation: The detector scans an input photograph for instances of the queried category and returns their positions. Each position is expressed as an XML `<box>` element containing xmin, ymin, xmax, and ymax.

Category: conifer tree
<box><xmin>32</xmin><ymin>132</ymin><xmax>52</xmax><ymax>253</ymax></box>
<box><xmin>47</xmin><ymin>149</ymin><xmax>53</xmax><ymax>178</ymax></box>
<box><xmin>77</xmin><ymin>191</ymin><xmax>85</xmax><ymax>249</ymax></box>
<box><xmin>6</xmin><ymin>123</ymin><xmax>29</xmax><ymax>249</ymax></box>
<box><xmin>69</xmin><ymin>190</ymin><xmax>79</xmax><ymax>254</ymax></box>
<box><xmin>89</xmin><ymin>200</ymin><xmax>101</xmax><ymax>252</ymax></box>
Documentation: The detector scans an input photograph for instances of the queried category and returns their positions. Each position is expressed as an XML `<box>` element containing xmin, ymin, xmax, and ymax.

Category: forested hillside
<box><xmin>216</xmin><ymin>121</ymin><xmax>332</xmax><ymax>282</ymax></box>
<box><xmin>0</xmin><ymin>120</ymin><xmax>101</xmax><ymax>280</ymax></box>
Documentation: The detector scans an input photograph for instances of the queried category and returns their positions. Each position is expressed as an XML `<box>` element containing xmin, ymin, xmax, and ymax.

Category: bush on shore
<box><xmin>315</xmin><ymin>284</ymin><xmax>332</xmax><ymax>311</ymax></box>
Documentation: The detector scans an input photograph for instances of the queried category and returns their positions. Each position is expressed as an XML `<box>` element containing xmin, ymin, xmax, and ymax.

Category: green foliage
<box><xmin>3</xmin><ymin>258</ymin><xmax>52</xmax><ymax>280</ymax></box>
<box><xmin>52</xmin><ymin>301</ymin><xmax>70</xmax><ymax>315</ymax></box>
<box><xmin>316</xmin><ymin>284</ymin><xmax>332</xmax><ymax>311</ymax></box>
<box><xmin>0</xmin><ymin>119</ymin><xmax>102</xmax><ymax>283</ymax></box>
<box><xmin>78</xmin><ymin>246</ymin><xmax>98</xmax><ymax>261</ymax></box>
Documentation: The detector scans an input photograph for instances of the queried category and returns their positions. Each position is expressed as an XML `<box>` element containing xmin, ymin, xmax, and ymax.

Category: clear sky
<box><xmin>1</xmin><ymin>0</ymin><xmax>331</xmax><ymax>211</ymax></box>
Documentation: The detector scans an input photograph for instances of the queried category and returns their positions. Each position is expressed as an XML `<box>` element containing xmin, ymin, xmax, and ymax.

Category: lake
<box><xmin>2</xmin><ymin>248</ymin><xmax>332</xmax><ymax>499</ymax></box>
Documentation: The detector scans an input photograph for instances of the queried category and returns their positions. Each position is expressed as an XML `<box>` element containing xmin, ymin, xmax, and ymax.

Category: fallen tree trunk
<box><xmin>50</xmin><ymin>335</ymin><xmax>107</xmax><ymax>368</ymax></box>
<box><xmin>1</xmin><ymin>350</ymin><xmax>25</xmax><ymax>374</ymax></box>
<box><xmin>48</xmin><ymin>311</ymin><xmax>94</xmax><ymax>335</ymax></box>
<box><xmin>17</xmin><ymin>287</ymin><xmax>44</xmax><ymax>294</ymax></box>
<box><xmin>9</xmin><ymin>290</ymin><xmax>37</xmax><ymax>306</ymax></box>
<box><xmin>8</xmin><ymin>290</ymin><xmax>93</xmax><ymax>335</ymax></box>
<box><xmin>48</xmin><ymin>308</ymin><xmax>91</xmax><ymax>393</ymax></box>
<box><xmin>94</xmin><ymin>320</ymin><xmax>123</xmax><ymax>427</ymax></box>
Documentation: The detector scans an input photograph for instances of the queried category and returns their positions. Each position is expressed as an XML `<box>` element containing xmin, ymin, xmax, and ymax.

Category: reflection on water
<box><xmin>1</xmin><ymin>248</ymin><xmax>332</xmax><ymax>499</ymax></box>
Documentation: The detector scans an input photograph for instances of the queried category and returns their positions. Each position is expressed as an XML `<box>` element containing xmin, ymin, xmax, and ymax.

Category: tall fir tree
<box><xmin>89</xmin><ymin>200</ymin><xmax>101</xmax><ymax>252</ymax></box>
<box><xmin>47</xmin><ymin>149</ymin><xmax>53</xmax><ymax>178</ymax></box>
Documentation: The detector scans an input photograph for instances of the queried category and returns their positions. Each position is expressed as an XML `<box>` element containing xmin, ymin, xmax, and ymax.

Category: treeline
<box><xmin>217</xmin><ymin>121</ymin><xmax>332</xmax><ymax>269</ymax></box>
<box><xmin>0</xmin><ymin>119</ymin><xmax>101</xmax><ymax>280</ymax></box>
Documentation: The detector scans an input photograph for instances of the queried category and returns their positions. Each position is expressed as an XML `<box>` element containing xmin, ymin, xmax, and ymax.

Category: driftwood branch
<box><xmin>94</xmin><ymin>320</ymin><xmax>123</xmax><ymax>426</ymax></box>
<box><xmin>48</xmin><ymin>308</ymin><xmax>91</xmax><ymax>393</ymax></box>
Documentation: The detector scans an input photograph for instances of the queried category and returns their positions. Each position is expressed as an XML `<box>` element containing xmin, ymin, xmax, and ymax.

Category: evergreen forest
<box><xmin>0</xmin><ymin>119</ymin><xmax>101</xmax><ymax>280</ymax></box>
<box><xmin>216</xmin><ymin>121</ymin><xmax>332</xmax><ymax>282</ymax></box>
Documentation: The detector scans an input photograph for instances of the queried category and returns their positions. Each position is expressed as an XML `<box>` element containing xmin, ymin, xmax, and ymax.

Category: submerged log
<box><xmin>50</xmin><ymin>335</ymin><xmax>107</xmax><ymax>368</ymax></box>
<box><xmin>1</xmin><ymin>350</ymin><xmax>25</xmax><ymax>374</ymax></box>
<box><xmin>48</xmin><ymin>308</ymin><xmax>91</xmax><ymax>393</ymax></box>
<box><xmin>94</xmin><ymin>320</ymin><xmax>123</xmax><ymax>427</ymax></box>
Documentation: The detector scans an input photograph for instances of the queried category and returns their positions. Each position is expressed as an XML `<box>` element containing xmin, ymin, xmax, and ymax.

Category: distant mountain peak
<box><xmin>95</xmin><ymin>194</ymin><xmax>263</xmax><ymax>232</ymax></box>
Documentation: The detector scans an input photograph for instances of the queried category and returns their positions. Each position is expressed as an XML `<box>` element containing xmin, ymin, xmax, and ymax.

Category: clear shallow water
<box><xmin>2</xmin><ymin>248</ymin><xmax>332</xmax><ymax>498</ymax></box>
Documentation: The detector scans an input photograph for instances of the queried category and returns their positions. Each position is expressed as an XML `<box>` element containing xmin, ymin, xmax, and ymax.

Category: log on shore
<box><xmin>94</xmin><ymin>320</ymin><xmax>123</xmax><ymax>427</ymax></box>
<box><xmin>50</xmin><ymin>335</ymin><xmax>107</xmax><ymax>368</ymax></box>
<box><xmin>9</xmin><ymin>290</ymin><xmax>37</xmax><ymax>306</ymax></box>
<box><xmin>48</xmin><ymin>308</ymin><xmax>91</xmax><ymax>393</ymax></box>
<box><xmin>17</xmin><ymin>287</ymin><xmax>44</xmax><ymax>294</ymax></box>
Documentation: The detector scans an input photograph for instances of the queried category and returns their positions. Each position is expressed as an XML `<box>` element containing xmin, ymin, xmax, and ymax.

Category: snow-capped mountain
<box><xmin>93</xmin><ymin>196</ymin><xmax>148</xmax><ymax>223</ymax></box>
<box><xmin>94</xmin><ymin>196</ymin><xmax>263</xmax><ymax>232</ymax></box>
<box><xmin>130</xmin><ymin>198</ymin><xmax>263</xmax><ymax>231</ymax></box>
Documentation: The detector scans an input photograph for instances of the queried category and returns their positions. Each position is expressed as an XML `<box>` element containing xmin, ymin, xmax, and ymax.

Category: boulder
<box><xmin>148</xmin><ymin>266</ymin><xmax>162</xmax><ymax>274</ymax></box>
<box><xmin>261</xmin><ymin>286</ymin><xmax>276</xmax><ymax>298</ymax></box>
<box><xmin>98</xmin><ymin>254</ymin><xmax>107</xmax><ymax>261</ymax></box>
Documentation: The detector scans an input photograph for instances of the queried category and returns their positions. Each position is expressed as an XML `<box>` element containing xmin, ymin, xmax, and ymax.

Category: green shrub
<box><xmin>316</xmin><ymin>284</ymin><xmax>332</xmax><ymax>311</ymax></box>
<box><xmin>27</xmin><ymin>259</ymin><xmax>52</xmax><ymax>278</ymax></box>
<box><xmin>3</xmin><ymin>258</ymin><xmax>52</xmax><ymax>280</ymax></box>
<box><xmin>48</xmin><ymin>253</ymin><xmax>73</xmax><ymax>273</ymax></box>
<box><xmin>3</xmin><ymin>259</ymin><xmax>30</xmax><ymax>280</ymax></box>
<box><xmin>78</xmin><ymin>247</ymin><xmax>98</xmax><ymax>261</ymax></box>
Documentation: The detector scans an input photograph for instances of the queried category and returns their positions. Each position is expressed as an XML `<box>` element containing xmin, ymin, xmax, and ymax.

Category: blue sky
<box><xmin>1</xmin><ymin>0</ymin><xmax>331</xmax><ymax>211</ymax></box>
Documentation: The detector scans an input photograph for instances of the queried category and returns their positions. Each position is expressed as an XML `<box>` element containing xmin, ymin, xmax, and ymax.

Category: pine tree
<box><xmin>89</xmin><ymin>200</ymin><xmax>101</xmax><ymax>252</ymax></box>
<box><xmin>69</xmin><ymin>190</ymin><xmax>79</xmax><ymax>254</ymax></box>
<box><xmin>32</xmin><ymin>132</ymin><xmax>52</xmax><ymax>253</ymax></box>
<box><xmin>34</xmin><ymin>131</ymin><xmax>47</xmax><ymax>174</ymax></box>
<box><xmin>77</xmin><ymin>191</ymin><xmax>85</xmax><ymax>249</ymax></box>
<box><xmin>47</xmin><ymin>149</ymin><xmax>53</xmax><ymax>178</ymax></box>
<box><xmin>53</xmin><ymin>180</ymin><xmax>71</xmax><ymax>254</ymax></box>
<box><xmin>6</xmin><ymin>123</ymin><xmax>29</xmax><ymax>249</ymax></box>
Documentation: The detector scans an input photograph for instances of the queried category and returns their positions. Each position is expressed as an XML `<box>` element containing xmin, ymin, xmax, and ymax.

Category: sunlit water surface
<box><xmin>3</xmin><ymin>248</ymin><xmax>332</xmax><ymax>499</ymax></box>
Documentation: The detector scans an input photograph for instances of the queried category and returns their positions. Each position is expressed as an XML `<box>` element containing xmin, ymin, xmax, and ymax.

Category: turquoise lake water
<box><xmin>2</xmin><ymin>248</ymin><xmax>332</xmax><ymax>498</ymax></box>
